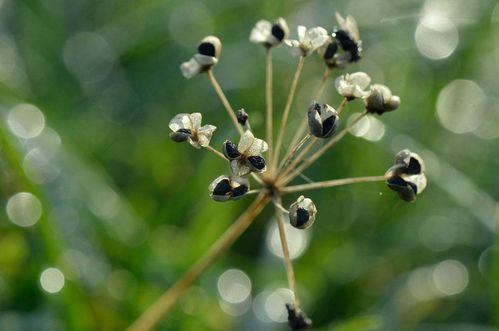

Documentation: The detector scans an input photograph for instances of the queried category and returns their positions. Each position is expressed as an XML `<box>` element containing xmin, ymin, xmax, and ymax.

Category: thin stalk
<box><xmin>278</xmin><ymin>134</ymin><xmax>311</xmax><ymax>171</ymax></box>
<box><xmin>284</xmin><ymin>67</ymin><xmax>333</xmax><ymax>162</ymax></box>
<box><xmin>204</xmin><ymin>145</ymin><xmax>226</xmax><ymax>160</ymax></box>
<box><xmin>281</xmin><ymin>111</ymin><xmax>368</xmax><ymax>185</ymax></box>
<box><xmin>206</xmin><ymin>70</ymin><xmax>244</xmax><ymax>135</ymax></box>
<box><xmin>272</xmin><ymin>56</ymin><xmax>305</xmax><ymax>172</ymax></box>
<box><xmin>274</xmin><ymin>196</ymin><xmax>299</xmax><ymax>307</ymax></box>
<box><xmin>127</xmin><ymin>193</ymin><xmax>270</xmax><ymax>331</ymax></box>
<box><xmin>265</xmin><ymin>49</ymin><xmax>273</xmax><ymax>164</ymax></box>
<box><xmin>281</xmin><ymin>175</ymin><xmax>386</xmax><ymax>194</ymax></box>
<box><xmin>279</xmin><ymin>137</ymin><xmax>318</xmax><ymax>182</ymax></box>
<box><xmin>336</xmin><ymin>97</ymin><xmax>349</xmax><ymax>115</ymax></box>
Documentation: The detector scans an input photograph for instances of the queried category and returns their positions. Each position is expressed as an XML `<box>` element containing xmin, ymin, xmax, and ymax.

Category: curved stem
<box><xmin>272</xmin><ymin>56</ymin><xmax>305</xmax><ymax>172</ymax></box>
<box><xmin>206</xmin><ymin>70</ymin><xmax>244</xmax><ymax>135</ymax></box>
<box><xmin>281</xmin><ymin>175</ymin><xmax>386</xmax><ymax>194</ymax></box>
<box><xmin>265</xmin><ymin>49</ymin><xmax>274</xmax><ymax>164</ymax></box>
<box><xmin>127</xmin><ymin>193</ymin><xmax>270</xmax><ymax>331</ymax></box>
<box><xmin>273</xmin><ymin>196</ymin><xmax>299</xmax><ymax>307</ymax></box>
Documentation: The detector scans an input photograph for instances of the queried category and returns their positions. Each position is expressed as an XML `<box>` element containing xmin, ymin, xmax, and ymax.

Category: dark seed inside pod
<box><xmin>286</xmin><ymin>303</ymin><xmax>312</xmax><ymax>330</ymax></box>
<box><xmin>323</xmin><ymin>42</ymin><xmax>338</xmax><ymax>60</ymax></box>
<box><xmin>406</xmin><ymin>157</ymin><xmax>422</xmax><ymax>175</ymax></box>
<box><xmin>386</xmin><ymin>176</ymin><xmax>406</xmax><ymax>190</ymax></box>
<box><xmin>248</xmin><ymin>155</ymin><xmax>266</xmax><ymax>171</ymax></box>
<box><xmin>236</xmin><ymin>109</ymin><xmax>248</xmax><ymax>125</ymax></box>
<box><xmin>213</xmin><ymin>179</ymin><xmax>231</xmax><ymax>196</ymax></box>
<box><xmin>321</xmin><ymin>115</ymin><xmax>337</xmax><ymax>138</ymax></box>
<box><xmin>223</xmin><ymin>141</ymin><xmax>241</xmax><ymax>159</ymax></box>
<box><xmin>198</xmin><ymin>42</ymin><xmax>216</xmax><ymax>57</ymax></box>
<box><xmin>334</xmin><ymin>29</ymin><xmax>361</xmax><ymax>62</ymax></box>
<box><xmin>169</xmin><ymin>128</ymin><xmax>192</xmax><ymax>142</ymax></box>
<box><xmin>271</xmin><ymin>24</ymin><xmax>285</xmax><ymax>41</ymax></box>
<box><xmin>231</xmin><ymin>184</ymin><xmax>249</xmax><ymax>199</ymax></box>
<box><xmin>295</xmin><ymin>208</ymin><xmax>310</xmax><ymax>228</ymax></box>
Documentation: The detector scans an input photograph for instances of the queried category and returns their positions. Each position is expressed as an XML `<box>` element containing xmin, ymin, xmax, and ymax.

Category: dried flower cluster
<box><xmin>129</xmin><ymin>12</ymin><xmax>427</xmax><ymax>331</ymax></box>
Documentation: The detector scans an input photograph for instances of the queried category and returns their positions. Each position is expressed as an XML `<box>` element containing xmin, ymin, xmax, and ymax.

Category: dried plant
<box><xmin>128</xmin><ymin>13</ymin><xmax>427</xmax><ymax>331</ymax></box>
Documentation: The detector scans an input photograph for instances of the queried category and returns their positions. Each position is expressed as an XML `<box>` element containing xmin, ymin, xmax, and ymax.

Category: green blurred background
<box><xmin>1</xmin><ymin>0</ymin><xmax>498</xmax><ymax>330</ymax></box>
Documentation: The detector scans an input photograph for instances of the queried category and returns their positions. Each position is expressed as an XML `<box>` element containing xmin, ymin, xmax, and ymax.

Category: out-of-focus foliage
<box><xmin>0</xmin><ymin>0</ymin><xmax>498</xmax><ymax>330</ymax></box>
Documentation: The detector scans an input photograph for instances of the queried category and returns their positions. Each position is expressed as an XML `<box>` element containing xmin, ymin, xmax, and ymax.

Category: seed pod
<box><xmin>365</xmin><ymin>84</ymin><xmax>400</xmax><ymax>115</ymax></box>
<box><xmin>307</xmin><ymin>102</ymin><xmax>339</xmax><ymax>138</ymax></box>
<box><xmin>385</xmin><ymin>149</ymin><xmax>427</xmax><ymax>202</ymax></box>
<box><xmin>208</xmin><ymin>176</ymin><xmax>249</xmax><ymax>202</ymax></box>
<box><xmin>288</xmin><ymin>196</ymin><xmax>317</xmax><ymax>229</ymax></box>
<box><xmin>197</xmin><ymin>36</ymin><xmax>222</xmax><ymax>59</ymax></box>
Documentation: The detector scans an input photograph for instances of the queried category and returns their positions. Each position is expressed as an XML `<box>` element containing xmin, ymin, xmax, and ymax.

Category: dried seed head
<box><xmin>332</xmin><ymin>12</ymin><xmax>362</xmax><ymax>62</ymax></box>
<box><xmin>365</xmin><ymin>84</ymin><xmax>401</xmax><ymax>115</ymax></box>
<box><xmin>286</xmin><ymin>303</ymin><xmax>312</xmax><ymax>330</ymax></box>
<box><xmin>209</xmin><ymin>175</ymin><xmax>249</xmax><ymax>202</ymax></box>
<box><xmin>289</xmin><ymin>195</ymin><xmax>317</xmax><ymax>229</ymax></box>
<box><xmin>250</xmin><ymin>17</ymin><xmax>289</xmax><ymax>48</ymax></box>
<box><xmin>285</xmin><ymin>25</ymin><xmax>329</xmax><ymax>57</ymax></box>
<box><xmin>385</xmin><ymin>149</ymin><xmax>427</xmax><ymax>202</ymax></box>
<box><xmin>229</xmin><ymin>131</ymin><xmax>268</xmax><ymax>176</ymax></box>
<box><xmin>169</xmin><ymin>113</ymin><xmax>216</xmax><ymax>148</ymax></box>
<box><xmin>307</xmin><ymin>102</ymin><xmax>339</xmax><ymax>138</ymax></box>
<box><xmin>180</xmin><ymin>36</ymin><xmax>222</xmax><ymax>79</ymax></box>
<box><xmin>335</xmin><ymin>72</ymin><xmax>371</xmax><ymax>99</ymax></box>
<box><xmin>236</xmin><ymin>109</ymin><xmax>249</xmax><ymax>126</ymax></box>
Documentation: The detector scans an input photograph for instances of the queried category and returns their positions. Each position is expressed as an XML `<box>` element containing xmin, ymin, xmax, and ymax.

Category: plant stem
<box><xmin>126</xmin><ymin>193</ymin><xmax>270</xmax><ymax>331</ymax></box>
<box><xmin>265</xmin><ymin>49</ymin><xmax>274</xmax><ymax>164</ymax></box>
<box><xmin>272</xmin><ymin>56</ymin><xmax>305</xmax><ymax>172</ymax></box>
<box><xmin>278</xmin><ymin>133</ymin><xmax>311</xmax><ymax>171</ymax></box>
<box><xmin>274</xmin><ymin>196</ymin><xmax>299</xmax><ymax>307</ymax></box>
<box><xmin>279</xmin><ymin>137</ymin><xmax>317</xmax><ymax>181</ymax></box>
<box><xmin>204</xmin><ymin>145</ymin><xmax>226</xmax><ymax>160</ymax></box>
<box><xmin>281</xmin><ymin>175</ymin><xmax>386</xmax><ymax>194</ymax></box>
<box><xmin>281</xmin><ymin>111</ymin><xmax>367</xmax><ymax>185</ymax></box>
<box><xmin>206</xmin><ymin>70</ymin><xmax>244</xmax><ymax>135</ymax></box>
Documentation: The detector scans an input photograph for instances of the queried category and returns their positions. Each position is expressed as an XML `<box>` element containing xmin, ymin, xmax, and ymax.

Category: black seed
<box><xmin>169</xmin><ymin>129</ymin><xmax>192</xmax><ymax>142</ymax></box>
<box><xmin>334</xmin><ymin>29</ymin><xmax>361</xmax><ymax>62</ymax></box>
<box><xmin>198</xmin><ymin>42</ymin><xmax>216</xmax><ymax>57</ymax></box>
<box><xmin>323</xmin><ymin>42</ymin><xmax>338</xmax><ymax>60</ymax></box>
<box><xmin>286</xmin><ymin>304</ymin><xmax>312</xmax><ymax>330</ymax></box>
<box><xmin>386</xmin><ymin>176</ymin><xmax>406</xmax><ymax>190</ymax></box>
<box><xmin>295</xmin><ymin>208</ymin><xmax>310</xmax><ymax>228</ymax></box>
<box><xmin>321</xmin><ymin>115</ymin><xmax>338</xmax><ymax>138</ymax></box>
<box><xmin>231</xmin><ymin>184</ymin><xmax>248</xmax><ymax>199</ymax></box>
<box><xmin>248</xmin><ymin>156</ymin><xmax>266</xmax><ymax>171</ymax></box>
<box><xmin>271</xmin><ymin>24</ymin><xmax>285</xmax><ymax>41</ymax></box>
<box><xmin>213</xmin><ymin>179</ymin><xmax>231</xmax><ymax>196</ymax></box>
<box><xmin>223</xmin><ymin>141</ymin><xmax>241</xmax><ymax>160</ymax></box>
<box><xmin>236</xmin><ymin>109</ymin><xmax>248</xmax><ymax>125</ymax></box>
<box><xmin>406</xmin><ymin>157</ymin><xmax>422</xmax><ymax>175</ymax></box>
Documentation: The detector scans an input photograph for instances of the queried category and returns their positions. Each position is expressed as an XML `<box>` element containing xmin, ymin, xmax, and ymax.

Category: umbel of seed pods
<box><xmin>168</xmin><ymin>13</ymin><xmax>427</xmax><ymax>330</ymax></box>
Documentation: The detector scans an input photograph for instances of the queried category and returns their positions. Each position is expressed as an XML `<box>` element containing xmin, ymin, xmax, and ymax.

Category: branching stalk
<box><xmin>266</xmin><ymin>49</ymin><xmax>274</xmax><ymax>164</ymax></box>
<box><xmin>274</xmin><ymin>196</ymin><xmax>299</xmax><ymax>307</ymax></box>
<box><xmin>272</xmin><ymin>56</ymin><xmax>305</xmax><ymax>171</ymax></box>
<box><xmin>281</xmin><ymin>175</ymin><xmax>386</xmax><ymax>194</ymax></box>
<box><xmin>281</xmin><ymin>111</ymin><xmax>368</xmax><ymax>185</ymax></box>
